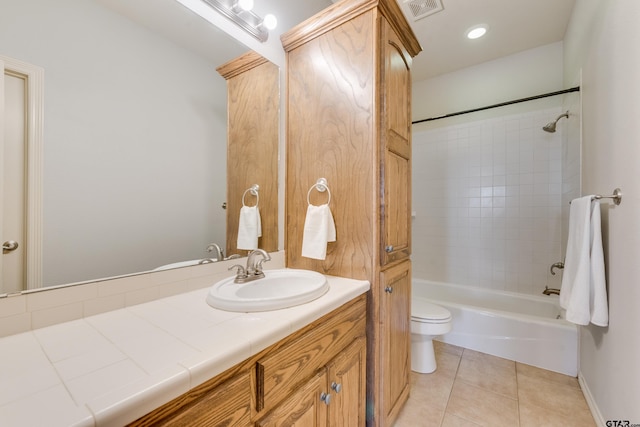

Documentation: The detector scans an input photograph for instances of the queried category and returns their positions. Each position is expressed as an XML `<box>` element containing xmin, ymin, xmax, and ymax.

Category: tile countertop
<box><xmin>0</xmin><ymin>273</ymin><xmax>370</xmax><ymax>427</ymax></box>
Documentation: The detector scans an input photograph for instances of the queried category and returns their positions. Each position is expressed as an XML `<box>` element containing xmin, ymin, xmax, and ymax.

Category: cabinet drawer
<box><xmin>256</xmin><ymin>295</ymin><xmax>366</xmax><ymax>414</ymax></box>
<box><xmin>151</xmin><ymin>371</ymin><xmax>251</xmax><ymax>427</ymax></box>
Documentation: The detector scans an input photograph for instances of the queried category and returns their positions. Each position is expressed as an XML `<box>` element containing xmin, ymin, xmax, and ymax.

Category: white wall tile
<box><xmin>412</xmin><ymin>108</ymin><xmax>564</xmax><ymax>294</ymax></box>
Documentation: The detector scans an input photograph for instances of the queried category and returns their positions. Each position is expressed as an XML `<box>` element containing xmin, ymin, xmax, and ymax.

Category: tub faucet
<box><xmin>229</xmin><ymin>249</ymin><xmax>271</xmax><ymax>283</ymax></box>
<box><xmin>206</xmin><ymin>243</ymin><xmax>224</xmax><ymax>262</ymax></box>
<box><xmin>543</xmin><ymin>286</ymin><xmax>561</xmax><ymax>296</ymax></box>
<box><xmin>550</xmin><ymin>262</ymin><xmax>564</xmax><ymax>275</ymax></box>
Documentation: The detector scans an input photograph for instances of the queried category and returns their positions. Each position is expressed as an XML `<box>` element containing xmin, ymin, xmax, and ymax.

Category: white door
<box><xmin>1</xmin><ymin>63</ymin><xmax>27</xmax><ymax>294</ymax></box>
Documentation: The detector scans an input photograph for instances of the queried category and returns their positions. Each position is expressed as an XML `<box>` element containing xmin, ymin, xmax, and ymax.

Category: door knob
<box><xmin>385</xmin><ymin>245</ymin><xmax>393</xmax><ymax>253</ymax></box>
<box><xmin>331</xmin><ymin>382</ymin><xmax>342</xmax><ymax>393</ymax></box>
<box><xmin>385</xmin><ymin>286</ymin><xmax>393</xmax><ymax>293</ymax></box>
<box><xmin>2</xmin><ymin>241</ymin><xmax>19</xmax><ymax>252</ymax></box>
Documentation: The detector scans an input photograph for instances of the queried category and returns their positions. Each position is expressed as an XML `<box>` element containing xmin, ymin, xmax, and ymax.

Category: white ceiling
<box><xmin>266</xmin><ymin>0</ymin><xmax>576</xmax><ymax>82</ymax></box>
<box><xmin>100</xmin><ymin>0</ymin><xmax>576</xmax><ymax>83</ymax></box>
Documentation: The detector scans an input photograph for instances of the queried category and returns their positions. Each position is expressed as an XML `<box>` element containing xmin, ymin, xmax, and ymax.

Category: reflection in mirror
<box><xmin>0</xmin><ymin>0</ymin><xmax>278</xmax><ymax>294</ymax></box>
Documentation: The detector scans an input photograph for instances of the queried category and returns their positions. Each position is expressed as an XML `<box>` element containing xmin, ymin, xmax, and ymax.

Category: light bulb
<box><xmin>262</xmin><ymin>14</ymin><xmax>277</xmax><ymax>30</ymax></box>
<box><xmin>466</xmin><ymin>25</ymin><xmax>488</xmax><ymax>40</ymax></box>
<box><xmin>236</xmin><ymin>0</ymin><xmax>253</xmax><ymax>11</ymax></box>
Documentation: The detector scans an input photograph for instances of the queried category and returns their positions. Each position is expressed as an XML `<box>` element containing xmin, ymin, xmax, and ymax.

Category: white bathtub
<box><xmin>413</xmin><ymin>279</ymin><xmax>578</xmax><ymax>376</ymax></box>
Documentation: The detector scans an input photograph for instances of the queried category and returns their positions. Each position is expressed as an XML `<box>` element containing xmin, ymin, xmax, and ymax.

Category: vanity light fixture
<box><xmin>466</xmin><ymin>25</ymin><xmax>488</xmax><ymax>40</ymax></box>
<box><xmin>201</xmin><ymin>0</ymin><xmax>277</xmax><ymax>42</ymax></box>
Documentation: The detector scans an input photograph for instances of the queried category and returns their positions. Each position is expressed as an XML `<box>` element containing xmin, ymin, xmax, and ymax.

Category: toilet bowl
<box><xmin>411</xmin><ymin>297</ymin><xmax>452</xmax><ymax>374</ymax></box>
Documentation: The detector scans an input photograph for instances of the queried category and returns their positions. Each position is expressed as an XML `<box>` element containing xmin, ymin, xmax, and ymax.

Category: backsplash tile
<box><xmin>0</xmin><ymin>251</ymin><xmax>285</xmax><ymax>338</ymax></box>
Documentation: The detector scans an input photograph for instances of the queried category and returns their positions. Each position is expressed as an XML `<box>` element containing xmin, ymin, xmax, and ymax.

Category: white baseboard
<box><xmin>579</xmin><ymin>371</ymin><xmax>605</xmax><ymax>427</ymax></box>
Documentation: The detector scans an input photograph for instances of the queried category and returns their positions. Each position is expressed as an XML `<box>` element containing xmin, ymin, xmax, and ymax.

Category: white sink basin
<box><xmin>206</xmin><ymin>269</ymin><xmax>329</xmax><ymax>312</ymax></box>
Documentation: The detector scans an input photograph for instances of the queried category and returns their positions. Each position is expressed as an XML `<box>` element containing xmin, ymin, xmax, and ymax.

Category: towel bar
<box><xmin>570</xmin><ymin>188</ymin><xmax>622</xmax><ymax>205</ymax></box>
<box><xmin>592</xmin><ymin>188</ymin><xmax>622</xmax><ymax>205</ymax></box>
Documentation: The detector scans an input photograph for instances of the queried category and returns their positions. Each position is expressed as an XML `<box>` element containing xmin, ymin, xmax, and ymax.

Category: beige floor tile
<box><xmin>516</xmin><ymin>362</ymin><xmax>579</xmax><ymax>389</ymax></box>
<box><xmin>394</xmin><ymin>400</ymin><xmax>445</xmax><ymax>427</ymax></box>
<box><xmin>517</xmin><ymin>373</ymin><xmax>594</xmax><ymax>424</ymax></box>
<box><xmin>519</xmin><ymin>400</ymin><xmax>596</xmax><ymax>427</ymax></box>
<box><xmin>441</xmin><ymin>412</ymin><xmax>483</xmax><ymax>427</ymax></box>
<box><xmin>446</xmin><ymin>380</ymin><xmax>519</xmax><ymax>427</ymax></box>
<box><xmin>411</xmin><ymin>369</ymin><xmax>456</xmax><ymax>411</ymax></box>
<box><xmin>456</xmin><ymin>349</ymin><xmax>517</xmax><ymax>398</ymax></box>
<box><xmin>435</xmin><ymin>340</ymin><xmax>464</xmax><ymax>358</ymax></box>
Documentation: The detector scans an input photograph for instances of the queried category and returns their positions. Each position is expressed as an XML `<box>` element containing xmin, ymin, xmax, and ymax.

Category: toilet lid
<box><xmin>411</xmin><ymin>298</ymin><xmax>452</xmax><ymax>322</ymax></box>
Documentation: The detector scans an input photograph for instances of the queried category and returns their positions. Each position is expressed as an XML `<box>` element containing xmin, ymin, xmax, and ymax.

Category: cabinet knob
<box><xmin>385</xmin><ymin>286</ymin><xmax>393</xmax><ymax>294</ymax></box>
<box><xmin>331</xmin><ymin>382</ymin><xmax>342</xmax><ymax>393</ymax></box>
<box><xmin>385</xmin><ymin>245</ymin><xmax>394</xmax><ymax>253</ymax></box>
<box><xmin>320</xmin><ymin>392</ymin><xmax>331</xmax><ymax>405</ymax></box>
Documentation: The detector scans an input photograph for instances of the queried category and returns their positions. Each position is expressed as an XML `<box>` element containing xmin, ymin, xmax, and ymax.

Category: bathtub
<box><xmin>413</xmin><ymin>279</ymin><xmax>578</xmax><ymax>376</ymax></box>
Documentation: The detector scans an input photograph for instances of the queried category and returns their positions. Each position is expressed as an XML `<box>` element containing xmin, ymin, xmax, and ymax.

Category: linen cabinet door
<box><xmin>256</xmin><ymin>370</ymin><xmax>328</xmax><ymax>427</ymax></box>
<box><xmin>380</xmin><ymin>260</ymin><xmax>411</xmax><ymax>425</ymax></box>
<box><xmin>381</xmin><ymin>18</ymin><xmax>412</xmax><ymax>266</ymax></box>
<box><xmin>326</xmin><ymin>338</ymin><xmax>367</xmax><ymax>426</ymax></box>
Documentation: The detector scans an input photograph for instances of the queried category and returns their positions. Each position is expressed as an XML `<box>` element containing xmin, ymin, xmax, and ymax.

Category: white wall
<box><xmin>412</xmin><ymin>42</ymin><xmax>564</xmax><ymax>131</ymax></box>
<box><xmin>564</xmin><ymin>0</ymin><xmax>640</xmax><ymax>423</ymax></box>
<box><xmin>0</xmin><ymin>0</ymin><xmax>229</xmax><ymax>286</ymax></box>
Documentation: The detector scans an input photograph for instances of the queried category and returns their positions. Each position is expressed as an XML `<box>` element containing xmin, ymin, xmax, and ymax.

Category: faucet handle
<box><xmin>228</xmin><ymin>264</ymin><xmax>247</xmax><ymax>277</ymax></box>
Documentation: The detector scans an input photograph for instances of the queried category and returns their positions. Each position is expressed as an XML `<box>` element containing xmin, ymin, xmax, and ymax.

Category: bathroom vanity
<box><xmin>131</xmin><ymin>294</ymin><xmax>367</xmax><ymax>426</ymax></box>
<box><xmin>0</xmin><ymin>274</ymin><xmax>368</xmax><ymax>426</ymax></box>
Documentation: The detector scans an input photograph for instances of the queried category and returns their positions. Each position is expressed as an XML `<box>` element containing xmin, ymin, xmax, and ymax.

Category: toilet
<box><xmin>411</xmin><ymin>297</ymin><xmax>453</xmax><ymax>374</ymax></box>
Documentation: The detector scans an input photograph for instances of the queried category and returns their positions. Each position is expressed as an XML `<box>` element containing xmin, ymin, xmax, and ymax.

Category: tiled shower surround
<box><xmin>412</xmin><ymin>108</ymin><xmax>566</xmax><ymax>295</ymax></box>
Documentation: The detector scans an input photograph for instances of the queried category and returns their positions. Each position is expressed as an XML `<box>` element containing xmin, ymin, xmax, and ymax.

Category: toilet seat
<box><xmin>411</xmin><ymin>298</ymin><xmax>452</xmax><ymax>324</ymax></box>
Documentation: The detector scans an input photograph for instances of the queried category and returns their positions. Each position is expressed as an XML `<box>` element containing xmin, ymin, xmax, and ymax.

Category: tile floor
<box><xmin>394</xmin><ymin>341</ymin><xmax>596</xmax><ymax>427</ymax></box>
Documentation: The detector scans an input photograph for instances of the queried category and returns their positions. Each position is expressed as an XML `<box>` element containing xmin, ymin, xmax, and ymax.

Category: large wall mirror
<box><xmin>0</xmin><ymin>0</ymin><xmax>280</xmax><ymax>294</ymax></box>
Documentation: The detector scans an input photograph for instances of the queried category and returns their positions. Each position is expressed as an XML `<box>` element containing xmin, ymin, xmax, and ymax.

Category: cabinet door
<box><xmin>381</xmin><ymin>18</ymin><xmax>412</xmax><ymax>266</ymax></box>
<box><xmin>257</xmin><ymin>370</ymin><xmax>328</xmax><ymax>427</ymax></box>
<box><xmin>380</xmin><ymin>260</ymin><xmax>411</xmax><ymax>424</ymax></box>
<box><xmin>326</xmin><ymin>338</ymin><xmax>366</xmax><ymax>426</ymax></box>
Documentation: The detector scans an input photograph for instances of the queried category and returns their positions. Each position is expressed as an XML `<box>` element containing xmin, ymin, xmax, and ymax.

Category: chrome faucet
<box><xmin>206</xmin><ymin>243</ymin><xmax>224</xmax><ymax>262</ymax></box>
<box><xmin>229</xmin><ymin>249</ymin><xmax>271</xmax><ymax>283</ymax></box>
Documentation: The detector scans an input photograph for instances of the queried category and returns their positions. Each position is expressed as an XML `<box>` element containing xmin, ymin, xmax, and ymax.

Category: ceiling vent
<box><xmin>402</xmin><ymin>0</ymin><xmax>444</xmax><ymax>21</ymax></box>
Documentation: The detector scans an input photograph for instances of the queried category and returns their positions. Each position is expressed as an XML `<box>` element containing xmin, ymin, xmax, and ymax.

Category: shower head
<box><xmin>543</xmin><ymin>111</ymin><xmax>570</xmax><ymax>133</ymax></box>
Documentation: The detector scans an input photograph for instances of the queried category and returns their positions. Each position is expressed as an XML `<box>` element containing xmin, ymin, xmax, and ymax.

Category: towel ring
<box><xmin>307</xmin><ymin>178</ymin><xmax>331</xmax><ymax>206</ymax></box>
<box><xmin>242</xmin><ymin>184</ymin><xmax>259</xmax><ymax>207</ymax></box>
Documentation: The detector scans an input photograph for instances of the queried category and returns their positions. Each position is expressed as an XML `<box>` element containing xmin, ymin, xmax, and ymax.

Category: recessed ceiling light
<box><xmin>466</xmin><ymin>25</ymin><xmax>488</xmax><ymax>40</ymax></box>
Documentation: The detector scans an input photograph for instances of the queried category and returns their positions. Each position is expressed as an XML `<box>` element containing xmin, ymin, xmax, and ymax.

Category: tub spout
<box><xmin>543</xmin><ymin>286</ymin><xmax>561</xmax><ymax>296</ymax></box>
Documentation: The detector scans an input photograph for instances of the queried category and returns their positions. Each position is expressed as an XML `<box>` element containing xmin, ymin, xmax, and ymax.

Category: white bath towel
<box><xmin>589</xmin><ymin>202</ymin><xmax>608</xmax><ymax>326</ymax></box>
<box><xmin>560</xmin><ymin>196</ymin><xmax>608</xmax><ymax>326</ymax></box>
<box><xmin>301</xmin><ymin>204</ymin><xmax>336</xmax><ymax>260</ymax></box>
<box><xmin>237</xmin><ymin>206</ymin><xmax>262</xmax><ymax>250</ymax></box>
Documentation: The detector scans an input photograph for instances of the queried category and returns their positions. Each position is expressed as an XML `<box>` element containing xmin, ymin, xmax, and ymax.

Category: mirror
<box><xmin>0</xmin><ymin>0</ymin><xmax>278</xmax><ymax>292</ymax></box>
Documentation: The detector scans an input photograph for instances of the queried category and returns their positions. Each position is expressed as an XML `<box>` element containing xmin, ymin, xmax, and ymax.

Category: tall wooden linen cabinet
<box><xmin>281</xmin><ymin>0</ymin><xmax>421</xmax><ymax>425</ymax></box>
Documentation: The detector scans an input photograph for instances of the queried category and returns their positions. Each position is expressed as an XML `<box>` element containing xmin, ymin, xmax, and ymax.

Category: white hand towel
<box><xmin>237</xmin><ymin>206</ymin><xmax>262</xmax><ymax>250</ymax></box>
<box><xmin>301</xmin><ymin>204</ymin><xmax>336</xmax><ymax>260</ymax></box>
<box><xmin>589</xmin><ymin>202</ymin><xmax>608</xmax><ymax>326</ymax></box>
<box><xmin>561</xmin><ymin>196</ymin><xmax>609</xmax><ymax>326</ymax></box>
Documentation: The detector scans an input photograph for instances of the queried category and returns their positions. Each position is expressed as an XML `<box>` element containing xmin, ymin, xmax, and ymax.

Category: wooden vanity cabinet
<box><xmin>129</xmin><ymin>295</ymin><xmax>366</xmax><ymax>427</ymax></box>
<box><xmin>258</xmin><ymin>338</ymin><xmax>366</xmax><ymax>427</ymax></box>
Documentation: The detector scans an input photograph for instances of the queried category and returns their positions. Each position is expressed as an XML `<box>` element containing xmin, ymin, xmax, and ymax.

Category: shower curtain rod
<box><xmin>412</xmin><ymin>86</ymin><xmax>580</xmax><ymax>125</ymax></box>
